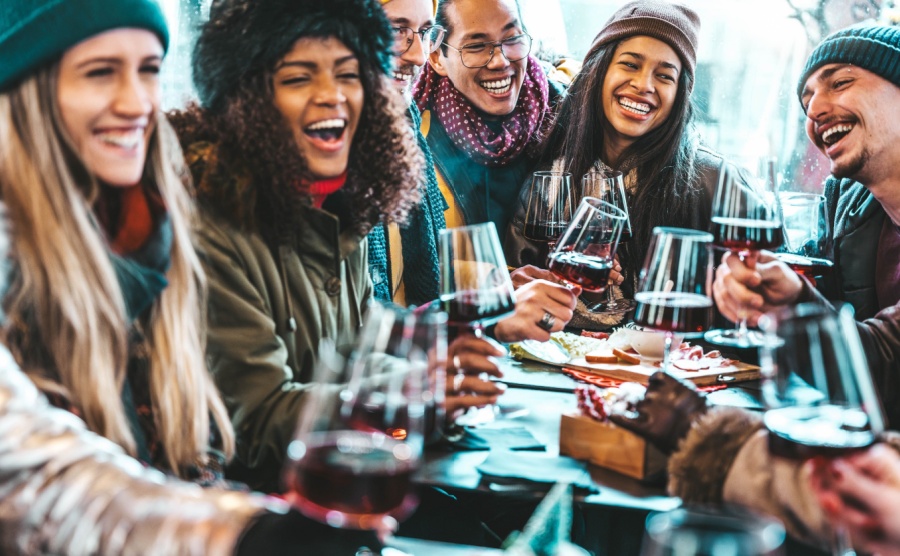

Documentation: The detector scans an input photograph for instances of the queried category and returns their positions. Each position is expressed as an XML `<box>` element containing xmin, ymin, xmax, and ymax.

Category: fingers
<box><xmin>510</xmin><ymin>265</ymin><xmax>555</xmax><ymax>289</ymax></box>
<box><xmin>446</xmin><ymin>393</ymin><xmax>501</xmax><ymax>415</ymax></box>
<box><xmin>448</xmin><ymin>334</ymin><xmax>506</xmax><ymax>377</ymax></box>
<box><xmin>494</xmin><ymin>279</ymin><xmax>579</xmax><ymax>343</ymax></box>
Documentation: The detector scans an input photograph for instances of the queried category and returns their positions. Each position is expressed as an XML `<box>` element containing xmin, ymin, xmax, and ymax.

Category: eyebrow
<box><xmin>800</xmin><ymin>65</ymin><xmax>848</xmax><ymax>100</ymax></box>
<box><xmin>391</xmin><ymin>17</ymin><xmax>436</xmax><ymax>29</ymax></box>
<box><xmin>76</xmin><ymin>55</ymin><xmax>161</xmax><ymax>69</ymax></box>
<box><xmin>618</xmin><ymin>51</ymin><xmax>679</xmax><ymax>71</ymax></box>
<box><xmin>277</xmin><ymin>54</ymin><xmax>358</xmax><ymax>71</ymax></box>
<box><xmin>460</xmin><ymin>20</ymin><xmax>519</xmax><ymax>42</ymax></box>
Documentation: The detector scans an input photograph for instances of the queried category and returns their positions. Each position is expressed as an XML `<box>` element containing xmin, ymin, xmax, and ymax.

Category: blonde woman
<box><xmin>0</xmin><ymin>0</ymin><xmax>232</xmax><ymax>482</ymax></box>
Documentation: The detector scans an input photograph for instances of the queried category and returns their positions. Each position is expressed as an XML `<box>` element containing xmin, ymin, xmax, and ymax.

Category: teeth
<box><xmin>393</xmin><ymin>72</ymin><xmax>412</xmax><ymax>82</ymax></box>
<box><xmin>480</xmin><ymin>76</ymin><xmax>512</xmax><ymax>93</ymax></box>
<box><xmin>618</xmin><ymin>97</ymin><xmax>651</xmax><ymax>115</ymax></box>
<box><xmin>306</xmin><ymin>118</ymin><xmax>345</xmax><ymax>131</ymax></box>
<box><xmin>821</xmin><ymin>123</ymin><xmax>854</xmax><ymax>144</ymax></box>
<box><xmin>97</xmin><ymin>129</ymin><xmax>142</xmax><ymax>149</ymax></box>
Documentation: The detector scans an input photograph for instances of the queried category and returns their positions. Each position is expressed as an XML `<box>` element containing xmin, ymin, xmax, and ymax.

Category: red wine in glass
<box><xmin>712</xmin><ymin>216</ymin><xmax>784</xmax><ymax>252</ymax></box>
<box><xmin>764</xmin><ymin>405</ymin><xmax>876</xmax><ymax>460</ymax></box>
<box><xmin>347</xmin><ymin>401</ymin><xmax>439</xmax><ymax>445</ymax></box>
<box><xmin>547</xmin><ymin>249</ymin><xmax>613</xmax><ymax>292</ymax></box>
<box><xmin>441</xmin><ymin>289</ymin><xmax>515</xmax><ymax>328</ymax></box>
<box><xmin>523</xmin><ymin>222</ymin><xmax>567</xmax><ymax>244</ymax></box>
<box><xmin>775</xmin><ymin>253</ymin><xmax>834</xmax><ymax>279</ymax></box>
<box><xmin>285</xmin><ymin>431</ymin><xmax>418</xmax><ymax>529</ymax></box>
<box><xmin>633</xmin><ymin>292</ymin><xmax>713</xmax><ymax>334</ymax></box>
<box><xmin>617</xmin><ymin>229</ymin><xmax>633</xmax><ymax>244</ymax></box>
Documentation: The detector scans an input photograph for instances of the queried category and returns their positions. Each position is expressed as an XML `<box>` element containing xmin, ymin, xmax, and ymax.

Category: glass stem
<box><xmin>662</xmin><ymin>331</ymin><xmax>673</xmax><ymax>373</ymax></box>
<box><xmin>833</xmin><ymin>524</ymin><xmax>855</xmax><ymax>556</ymax></box>
<box><xmin>736</xmin><ymin>315</ymin><xmax>751</xmax><ymax>340</ymax></box>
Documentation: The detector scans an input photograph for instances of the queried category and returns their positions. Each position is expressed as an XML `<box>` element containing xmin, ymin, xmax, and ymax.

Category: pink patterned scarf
<box><xmin>412</xmin><ymin>56</ymin><xmax>550</xmax><ymax>168</ymax></box>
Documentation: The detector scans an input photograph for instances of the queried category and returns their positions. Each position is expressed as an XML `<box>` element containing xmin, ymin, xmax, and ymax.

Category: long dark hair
<box><xmin>537</xmin><ymin>38</ymin><xmax>701</xmax><ymax>287</ymax></box>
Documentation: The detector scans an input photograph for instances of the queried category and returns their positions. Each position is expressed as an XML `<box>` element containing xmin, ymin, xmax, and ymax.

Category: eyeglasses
<box><xmin>392</xmin><ymin>25</ymin><xmax>446</xmax><ymax>55</ymax></box>
<box><xmin>442</xmin><ymin>33</ymin><xmax>532</xmax><ymax>68</ymax></box>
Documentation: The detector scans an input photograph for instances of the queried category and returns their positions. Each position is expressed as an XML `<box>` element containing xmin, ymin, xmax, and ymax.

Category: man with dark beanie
<box><xmin>713</xmin><ymin>24</ymin><xmax>900</xmax><ymax>427</ymax></box>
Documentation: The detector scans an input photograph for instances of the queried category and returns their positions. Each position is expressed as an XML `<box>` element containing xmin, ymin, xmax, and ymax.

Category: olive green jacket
<box><xmin>190</xmin><ymin>143</ymin><xmax>371</xmax><ymax>492</ymax></box>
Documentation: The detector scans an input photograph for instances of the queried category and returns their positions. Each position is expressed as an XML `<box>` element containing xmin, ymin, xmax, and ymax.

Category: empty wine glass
<box><xmin>439</xmin><ymin>222</ymin><xmax>516</xmax><ymax>336</ymax></box>
<box><xmin>283</xmin><ymin>302</ymin><xmax>428</xmax><ymax>531</ymax></box>
<box><xmin>706</xmin><ymin>162</ymin><xmax>782</xmax><ymax>348</ymax></box>
<box><xmin>640</xmin><ymin>506</ymin><xmax>785</xmax><ymax>555</ymax></box>
<box><xmin>760</xmin><ymin>302</ymin><xmax>885</xmax><ymax>555</ymax></box>
<box><xmin>633</xmin><ymin>227</ymin><xmax>714</xmax><ymax>373</ymax></box>
<box><xmin>523</xmin><ymin>170</ymin><xmax>575</xmax><ymax>263</ymax></box>
<box><xmin>775</xmin><ymin>193</ymin><xmax>833</xmax><ymax>284</ymax></box>
<box><xmin>581</xmin><ymin>170</ymin><xmax>635</xmax><ymax>314</ymax></box>
<box><xmin>547</xmin><ymin>197</ymin><xmax>628</xmax><ymax>295</ymax></box>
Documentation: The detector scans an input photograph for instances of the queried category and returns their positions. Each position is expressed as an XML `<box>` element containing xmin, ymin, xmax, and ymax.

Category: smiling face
<box><xmin>430</xmin><ymin>0</ymin><xmax>527</xmax><ymax>117</ymax></box>
<box><xmin>600</xmin><ymin>36</ymin><xmax>681</xmax><ymax>163</ymax></box>
<box><xmin>383</xmin><ymin>0</ymin><xmax>435</xmax><ymax>93</ymax></box>
<box><xmin>273</xmin><ymin>36</ymin><xmax>364</xmax><ymax>180</ymax></box>
<box><xmin>57</xmin><ymin>28</ymin><xmax>163</xmax><ymax>187</ymax></box>
<box><xmin>801</xmin><ymin>63</ymin><xmax>900</xmax><ymax>184</ymax></box>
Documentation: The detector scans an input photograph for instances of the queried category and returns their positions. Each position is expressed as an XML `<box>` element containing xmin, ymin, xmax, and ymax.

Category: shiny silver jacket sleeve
<box><xmin>0</xmin><ymin>345</ymin><xmax>280</xmax><ymax>556</ymax></box>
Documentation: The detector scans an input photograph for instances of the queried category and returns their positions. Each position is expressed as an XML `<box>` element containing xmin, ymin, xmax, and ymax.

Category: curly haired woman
<box><xmin>0</xmin><ymin>0</ymin><xmax>233</xmax><ymax>483</ymax></box>
<box><xmin>169</xmin><ymin>0</ymin><xmax>424</xmax><ymax>491</ymax></box>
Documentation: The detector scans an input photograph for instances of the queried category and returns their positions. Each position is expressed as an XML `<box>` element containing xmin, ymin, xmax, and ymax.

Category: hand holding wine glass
<box><xmin>775</xmin><ymin>192</ymin><xmax>833</xmax><ymax>284</ymax></box>
<box><xmin>760</xmin><ymin>302</ymin><xmax>885</xmax><ymax>555</ymax></box>
<box><xmin>706</xmin><ymin>162</ymin><xmax>782</xmax><ymax>348</ymax></box>
<box><xmin>633</xmin><ymin>227</ymin><xmax>714</xmax><ymax>373</ymax></box>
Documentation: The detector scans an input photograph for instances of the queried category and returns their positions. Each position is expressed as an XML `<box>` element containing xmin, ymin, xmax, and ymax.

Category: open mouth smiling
<box><xmin>820</xmin><ymin>123</ymin><xmax>854</xmax><ymax>146</ymax></box>
<box><xmin>96</xmin><ymin>127</ymin><xmax>145</xmax><ymax>150</ymax></box>
<box><xmin>480</xmin><ymin>76</ymin><xmax>512</xmax><ymax>95</ymax></box>
<box><xmin>617</xmin><ymin>96</ymin><xmax>652</xmax><ymax>116</ymax></box>
<box><xmin>304</xmin><ymin>118</ymin><xmax>347</xmax><ymax>143</ymax></box>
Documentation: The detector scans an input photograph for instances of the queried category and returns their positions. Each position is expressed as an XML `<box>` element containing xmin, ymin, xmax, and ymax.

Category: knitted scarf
<box><xmin>368</xmin><ymin>103</ymin><xmax>447</xmax><ymax>306</ymax></box>
<box><xmin>412</xmin><ymin>55</ymin><xmax>550</xmax><ymax>168</ymax></box>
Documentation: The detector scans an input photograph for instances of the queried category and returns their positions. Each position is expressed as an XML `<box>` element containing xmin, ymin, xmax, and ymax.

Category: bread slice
<box><xmin>585</xmin><ymin>348</ymin><xmax>619</xmax><ymax>364</ymax></box>
<box><xmin>612</xmin><ymin>347</ymin><xmax>641</xmax><ymax>365</ymax></box>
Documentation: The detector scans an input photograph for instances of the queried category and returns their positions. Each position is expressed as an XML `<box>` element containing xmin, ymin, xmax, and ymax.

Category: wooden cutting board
<box><xmin>563</xmin><ymin>356</ymin><xmax>760</xmax><ymax>386</ymax></box>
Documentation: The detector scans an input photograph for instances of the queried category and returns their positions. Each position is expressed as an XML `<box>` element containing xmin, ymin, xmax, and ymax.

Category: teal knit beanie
<box><xmin>797</xmin><ymin>24</ymin><xmax>900</xmax><ymax>100</ymax></box>
<box><xmin>0</xmin><ymin>0</ymin><xmax>169</xmax><ymax>92</ymax></box>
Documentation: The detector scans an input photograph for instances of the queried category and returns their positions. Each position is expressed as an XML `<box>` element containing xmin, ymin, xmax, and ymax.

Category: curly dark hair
<box><xmin>536</xmin><ymin>37</ymin><xmax>700</xmax><ymax>288</ymax></box>
<box><xmin>169</xmin><ymin>0</ymin><xmax>422</xmax><ymax>241</ymax></box>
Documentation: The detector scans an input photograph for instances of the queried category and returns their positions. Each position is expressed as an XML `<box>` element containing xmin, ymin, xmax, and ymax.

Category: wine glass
<box><xmin>633</xmin><ymin>227</ymin><xmax>714</xmax><ymax>373</ymax></box>
<box><xmin>705</xmin><ymin>162</ymin><xmax>782</xmax><ymax>348</ymax></box>
<box><xmin>283</xmin><ymin>302</ymin><xmax>428</xmax><ymax>531</ymax></box>
<box><xmin>581</xmin><ymin>170</ymin><xmax>636</xmax><ymax>313</ymax></box>
<box><xmin>547</xmin><ymin>197</ymin><xmax>628</xmax><ymax>295</ymax></box>
<box><xmin>439</xmin><ymin>222</ymin><xmax>517</xmax><ymax>336</ymax></box>
<box><xmin>775</xmin><ymin>192</ymin><xmax>833</xmax><ymax>284</ymax></box>
<box><xmin>759</xmin><ymin>302</ymin><xmax>885</xmax><ymax>555</ymax></box>
<box><xmin>522</xmin><ymin>170</ymin><xmax>575</xmax><ymax>263</ymax></box>
<box><xmin>640</xmin><ymin>506</ymin><xmax>785</xmax><ymax>555</ymax></box>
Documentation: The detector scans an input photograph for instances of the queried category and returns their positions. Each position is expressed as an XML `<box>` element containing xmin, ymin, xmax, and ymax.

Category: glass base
<box><xmin>588</xmin><ymin>297</ymin><xmax>636</xmax><ymax>314</ymax></box>
<box><xmin>704</xmin><ymin>327</ymin><xmax>765</xmax><ymax>348</ymax></box>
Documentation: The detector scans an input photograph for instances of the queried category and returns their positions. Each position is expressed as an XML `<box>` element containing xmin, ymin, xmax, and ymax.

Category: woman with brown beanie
<box><xmin>169</xmin><ymin>0</ymin><xmax>425</xmax><ymax>492</ymax></box>
<box><xmin>506</xmin><ymin>0</ymin><xmax>729</xmax><ymax>329</ymax></box>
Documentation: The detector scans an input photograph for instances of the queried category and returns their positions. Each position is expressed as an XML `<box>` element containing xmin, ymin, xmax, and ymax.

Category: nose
<box><xmin>401</xmin><ymin>34</ymin><xmax>428</xmax><ymax>68</ymax></box>
<box><xmin>804</xmin><ymin>89</ymin><xmax>830</xmax><ymax>122</ymax></box>
<box><xmin>313</xmin><ymin>75</ymin><xmax>346</xmax><ymax>106</ymax></box>
<box><xmin>630</xmin><ymin>68</ymin><xmax>655</xmax><ymax>93</ymax></box>
<box><xmin>485</xmin><ymin>43</ymin><xmax>511</xmax><ymax>70</ymax></box>
<box><xmin>113</xmin><ymin>71</ymin><xmax>155</xmax><ymax>118</ymax></box>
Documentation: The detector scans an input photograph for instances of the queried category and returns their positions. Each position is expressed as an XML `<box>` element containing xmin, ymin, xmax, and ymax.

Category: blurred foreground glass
<box><xmin>633</xmin><ymin>227</ymin><xmax>714</xmax><ymax>372</ymax></box>
<box><xmin>547</xmin><ymin>197</ymin><xmax>627</xmax><ymax>295</ymax></box>
<box><xmin>523</xmin><ymin>170</ymin><xmax>574</xmax><ymax>262</ymax></box>
<box><xmin>775</xmin><ymin>193</ymin><xmax>833</xmax><ymax>282</ymax></box>
<box><xmin>283</xmin><ymin>302</ymin><xmax>436</xmax><ymax>530</ymax></box>
<box><xmin>706</xmin><ymin>162</ymin><xmax>782</xmax><ymax>348</ymax></box>
<box><xmin>439</xmin><ymin>222</ymin><xmax>516</xmax><ymax>335</ymax></box>
<box><xmin>581</xmin><ymin>171</ymin><xmax>636</xmax><ymax>314</ymax></box>
<box><xmin>640</xmin><ymin>507</ymin><xmax>785</xmax><ymax>555</ymax></box>
<box><xmin>760</xmin><ymin>303</ymin><xmax>884</xmax><ymax>556</ymax></box>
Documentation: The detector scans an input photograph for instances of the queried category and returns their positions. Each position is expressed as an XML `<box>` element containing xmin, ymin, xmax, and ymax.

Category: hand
<box><xmin>445</xmin><ymin>334</ymin><xmax>507</xmax><ymax>418</ymax></box>
<box><xmin>808</xmin><ymin>444</ymin><xmax>900</xmax><ymax>555</ymax></box>
<box><xmin>493</xmin><ymin>279</ymin><xmax>580</xmax><ymax>343</ymax></box>
<box><xmin>608</xmin><ymin>371</ymin><xmax>708</xmax><ymax>454</ymax></box>
<box><xmin>510</xmin><ymin>265</ymin><xmax>556</xmax><ymax>289</ymax></box>
<box><xmin>712</xmin><ymin>250</ymin><xmax>804</xmax><ymax>327</ymax></box>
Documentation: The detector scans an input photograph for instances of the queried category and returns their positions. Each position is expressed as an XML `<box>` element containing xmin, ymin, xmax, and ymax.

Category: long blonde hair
<box><xmin>0</xmin><ymin>66</ymin><xmax>234</xmax><ymax>475</ymax></box>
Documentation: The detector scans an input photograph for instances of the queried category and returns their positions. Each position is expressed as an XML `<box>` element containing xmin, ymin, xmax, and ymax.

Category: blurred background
<box><xmin>158</xmin><ymin>0</ymin><xmax>900</xmax><ymax>192</ymax></box>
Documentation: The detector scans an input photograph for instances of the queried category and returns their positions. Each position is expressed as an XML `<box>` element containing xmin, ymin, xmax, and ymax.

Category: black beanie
<box><xmin>797</xmin><ymin>24</ymin><xmax>900</xmax><ymax>100</ymax></box>
<box><xmin>193</xmin><ymin>0</ymin><xmax>394</xmax><ymax>110</ymax></box>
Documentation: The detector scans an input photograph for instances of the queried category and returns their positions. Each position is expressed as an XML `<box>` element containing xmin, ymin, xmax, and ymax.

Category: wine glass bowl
<box><xmin>775</xmin><ymin>193</ymin><xmax>833</xmax><ymax>281</ymax></box>
<box><xmin>523</xmin><ymin>170</ymin><xmax>575</xmax><ymax>252</ymax></box>
<box><xmin>547</xmin><ymin>197</ymin><xmax>627</xmax><ymax>293</ymax></box>
<box><xmin>633</xmin><ymin>227</ymin><xmax>714</xmax><ymax>372</ymax></box>
<box><xmin>283</xmin><ymin>302</ymin><xmax>430</xmax><ymax>530</ymax></box>
<box><xmin>640</xmin><ymin>506</ymin><xmax>786</xmax><ymax>556</ymax></box>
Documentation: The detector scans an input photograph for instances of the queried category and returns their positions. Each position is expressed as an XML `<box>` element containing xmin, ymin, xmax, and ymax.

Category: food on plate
<box><xmin>585</xmin><ymin>348</ymin><xmax>619</xmax><ymax>364</ymax></box>
<box><xmin>575</xmin><ymin>382</ymin><xmax>646</xmax><ymax>422</ymax></box>
<box><xmin>612</xmin><ymin>348</ymin><xmax>641</xmax><ymax>365</ymax></box>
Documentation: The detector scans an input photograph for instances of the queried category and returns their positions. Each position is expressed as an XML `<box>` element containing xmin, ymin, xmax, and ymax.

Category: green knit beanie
<box><xmin>0</xmin><ymin>0</ymin><xmax>169</xmax><ymax>92</ymax></box>
<box><xmin>797</xmin><ymin>24</ymin><xmax>900</xmax><ymax>100</ymax></box>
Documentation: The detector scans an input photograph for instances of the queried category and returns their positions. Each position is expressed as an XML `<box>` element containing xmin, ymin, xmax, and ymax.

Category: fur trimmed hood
<box><xmin>194</xmin><ymin>0</ymin><xmax>394</xmax><ymax>110</ymax></box>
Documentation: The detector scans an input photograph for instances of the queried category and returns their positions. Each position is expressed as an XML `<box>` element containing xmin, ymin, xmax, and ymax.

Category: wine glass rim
<box><xmin>439</xmin><ymin>221</ymin><xmax>499</xmax><ymax>235</ymax></box>
<box><xmin>582</xmin><ymin>169</ymin><xmax>624</xmax><ymax>180</ymax></box>
<box><xmin>582</xmin><ymin>196</ymin><xmax>627</xmax><ymax>220</ymax></box>
<box><xmin>778</xmin><ymin>191</ymin><xmax>825</xmax><ymax>204</ymax></box>
<box><xmin>651</xmin><ymin>226</ymin><xmax>713</xmax><ymax>242</ymax></box>
<box><xmin>533</xmin><ymin>170</ymin><xmax>572</xmax><ymax>177</ymax></box>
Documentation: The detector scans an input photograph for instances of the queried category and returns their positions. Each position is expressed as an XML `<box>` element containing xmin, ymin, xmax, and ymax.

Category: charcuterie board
<box><xmin>562</xmin><ymin>356</ymin><xmax>759</xmax><ymax>386</ymax></box>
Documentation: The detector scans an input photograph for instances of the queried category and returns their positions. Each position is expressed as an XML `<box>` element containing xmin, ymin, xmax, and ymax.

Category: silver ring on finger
<box><xmin>452</xmin><ymin>372</ymin><xmax>465</xmax><ymax>395</ymax></box>
<box><xmin>537</xmin><ymin>311</ymin><xmax>556</xmax><ymax>332</ymax></box>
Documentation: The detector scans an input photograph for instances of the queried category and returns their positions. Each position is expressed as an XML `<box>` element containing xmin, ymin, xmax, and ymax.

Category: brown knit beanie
<box><xmin>586</xmin><ymin>0</ymin><xmax>700</xmax><ymax>90</ymax></box>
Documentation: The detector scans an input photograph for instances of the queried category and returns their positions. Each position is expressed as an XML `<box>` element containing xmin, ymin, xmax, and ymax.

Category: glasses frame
<box><xmin>442</xmin><ymin>33</ymin><xmax>533</xmax><ymax>68</ymax></box>
<box><xmin>392</xmin><ymin>25</ymin><xmax>447</xmax><ymax>55</ymax></box>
